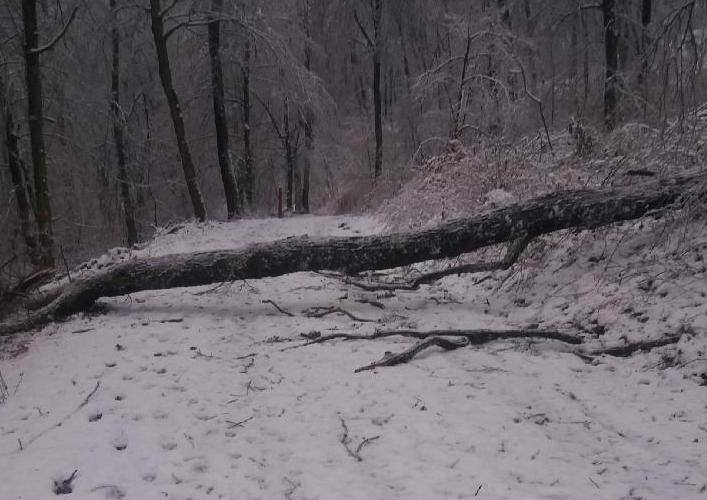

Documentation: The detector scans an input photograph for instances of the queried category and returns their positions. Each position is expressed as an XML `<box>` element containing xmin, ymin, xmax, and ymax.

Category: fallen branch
<box><xmin>338</xmin><ymin>414</ymin><xmax>380</xmax><ymax>461</ymax></box>
<box><xmin>355</xmin><ymin>337</ymin><xmax>469</xmax><ymax>372</ymax></box>
<box><xmin>19</xmin><ymin>381</ymin><xmax>100</xmax><ymax>451</ymax></box>
<box><xmin>2</xmin><ymin>169</ymin><xmax>704</xmax><ymax>335</ymax></box>
<box><xmin>582</xmin><ymin>335</ymin><xmax>681</xmax><ymax>358</ymax></box>
<box><xmin>262</xmin><ymin>299</ymin><xmax>294</xmax><ymax>317</ymax></box>
<box><xmin>303</xmin><ymin>306</ymin><xmax>378</xmax><ymax>323</ymax></box>
<box><xmin>295</xmin><ymin>328</ymin><xmax>582</xmax><ymax>348</ymax></box>
<box><xmin>346</xmin><ymin>235</ymin><xmax>532</xmax><ymax>291</ymax></box>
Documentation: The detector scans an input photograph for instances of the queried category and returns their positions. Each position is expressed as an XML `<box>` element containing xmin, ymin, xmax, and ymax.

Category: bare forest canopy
<box><xmin>1</xmin><ymin>0</ymin><xmax>707</xmax><ymax>282</ymax></box>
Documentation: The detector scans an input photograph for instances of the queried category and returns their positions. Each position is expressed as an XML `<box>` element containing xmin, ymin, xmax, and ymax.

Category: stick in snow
<box><xmin>303</xmin><ymin>306</ymin><xmax>378</xmax><ymax>323</ymax></box>
<box><xmin>355</xmin><ymin>337</ymin><xmax>469</xmax><ymax>372</ymax></box>
<box><xmin>295</xmin><ymin>328</ymin><xmax>583</xmax><ymax>348</ymax></box>
<box><xmin>262</xmin><ymin>299</ymin><xmax>294</xmax><ymax>317</ymax></box>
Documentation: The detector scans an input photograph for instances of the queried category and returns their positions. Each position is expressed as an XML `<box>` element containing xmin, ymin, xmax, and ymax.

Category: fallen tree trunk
<box><xmin>1</xmin><ymin>169</ymin><xmax>705</xmax><ymax>335</ymax></box>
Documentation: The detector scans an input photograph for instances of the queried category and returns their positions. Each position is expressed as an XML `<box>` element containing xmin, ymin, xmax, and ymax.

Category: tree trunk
<box><xmin>241</xmin><ymin>39</ymin><xmax>254</xmax><ymax>209</ymax></box>
<box><xmin>111</xmin><ymin>0</ymin><xmax>139</xmax><ymax>247</ymax></box>
<box><xmin>283</xmin><ymin>96</ymin><xmax>297</xmax><ymax>211</ymax></box>
<box><xmin>300</xmin><ymin>0</ymin><xmax>312</xmax><ymax>213</ymax></box>
<box><xmin>2</xmin><ymin>170</ymin><xmax>705</xmax><ymax>335</ymax></box>
<box><xmin>1</xmin><ymin>73</ymin><xmax>40</xmax><ymax>265</ymax></box>
<box><xmin>208</xmin><ymin>0</ymin><xmax>240</xmax><ymax>219</ymax></box>
<box><xmin>638</xmin><ymin>0</ymin><xmax>652</xmax><ymax>89</ymax></box>
<box><xmin>372</xmin><ymin>0</ymin><xmax>383</xmax><ymax>179</ymax></box>
<box><xmin>149</xmin><ymin>0</ymin><xmax>207</xmax><ymax>221</ymax></box>
<box><xmin>301</xmin><ymin>108</ymin><xmax>313</xmax><ymax>213</ymax></box>
<box><xmin>22</xmin><ymin>0</ymin><xmax>54</xmax><ymax>268</ymax></box>
<box><xmin>602</xmin><ymin>0</ymin><xmax>618</xmax><ymax>130</ymax></box>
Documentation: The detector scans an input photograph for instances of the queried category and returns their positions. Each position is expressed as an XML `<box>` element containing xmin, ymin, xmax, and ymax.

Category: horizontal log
<box><xmin>1</xmin><ymin>169</ymin><xmax>704</xmax><ymax>335</ymax></box>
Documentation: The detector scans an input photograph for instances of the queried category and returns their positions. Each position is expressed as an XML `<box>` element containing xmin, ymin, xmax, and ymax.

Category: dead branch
<box><xmin>20</xmin><ymin>381</ymin><xmax>100</xmax><ymax>451</ymax></box>
<box><xmin>338</xmin><ymin>414</ymin><xmax>380</xmax><ymax>461</ymax></box>
<box><xmin>262</xmin><ymin>299</ymin><xmax>294</xmax><ymax>317</ymax></box>
<box><xmin>582</xmin><ymin>335</ymin><xmax>682</xmax><ymax>358</ymax></box>
<box><xmin>355</xmin><ymin>337</ymin><xmax>469</xmax><ymax>372</ymax></box>
<box><xmin>303</xmin><ymin>306</ymin><xmax>378</xmax><ymax>323</ymax></box>
<box><xmin>344</xmin><ymin>235</ymin><xmax>532</xmax><ymax>291</ymax></box>
<box><xmin>295</xmin><ymin>328</ymin><xmax>582</xmax><ymax>348</ymax></box>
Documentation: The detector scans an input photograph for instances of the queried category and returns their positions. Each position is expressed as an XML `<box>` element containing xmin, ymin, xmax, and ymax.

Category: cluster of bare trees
<box><xmin>1</xmin><ymin>0</ymin><xmax>705</xmax><ymax>281</ymax></box>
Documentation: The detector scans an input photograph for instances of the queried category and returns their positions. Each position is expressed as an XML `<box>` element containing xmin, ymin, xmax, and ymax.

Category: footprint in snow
<box><xmin>112</xmin><ymin>433</ymin><xmax>128</xmax><ymax>451</ymax></box>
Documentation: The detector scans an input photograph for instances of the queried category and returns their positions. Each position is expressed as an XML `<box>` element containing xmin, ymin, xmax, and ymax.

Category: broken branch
<box><xmin>355</xmin><ymin>337</ymin><xmax>469</xmax><ymax>372</ymax></box>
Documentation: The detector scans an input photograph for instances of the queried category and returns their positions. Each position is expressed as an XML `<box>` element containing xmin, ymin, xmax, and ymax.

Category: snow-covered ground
<box><xmin>1</xmin><ymin>215</ymin><xmax>706</xmax><ymax>500</ymax></box>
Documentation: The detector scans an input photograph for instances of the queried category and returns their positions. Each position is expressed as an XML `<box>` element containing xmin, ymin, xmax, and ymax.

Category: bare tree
<box><xmin>354</xmin><ymin>0</ymin><xmax>384</xmax><ymax>179</ymax></box>
<box><xmin>241</xmin><ymin>37</ymin><xmax>254</xmax><ymax>209</ymax></box>
<box><xmin>21</xmin><ymin>0</ymin><xmax>55</xmax><ymax>267</ymax></box>
<box><xmin>149</xmin><ymin>0</ymin><xmax>207</xmax><ymax>221</ymax></box>
<box><xmin>208</xmin><ymin>0</ymin><xmax>240</xmax><ymax>219</ymax></box>
<box><xmin>1</xmin><ymin>71</ymin><xmax>39</xmax><ymax>265</ymax></box>
<box><xmin>110</xmin><ymin>0</ymin><xmax>138</xmax><ymax>246</ymax></box>
<box><xmin>602</xmin><ymin>0</ymin><xmax>618</xmax><ymax>130</ymax></box>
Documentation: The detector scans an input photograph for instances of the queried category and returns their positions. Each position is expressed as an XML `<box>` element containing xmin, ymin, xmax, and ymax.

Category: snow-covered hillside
<box><xmin>1</xmin><ymin>214</ymin><xmax>706</xmax><ymax>500</ymax></box>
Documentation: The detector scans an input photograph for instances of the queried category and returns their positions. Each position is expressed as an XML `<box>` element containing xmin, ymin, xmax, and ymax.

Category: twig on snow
<box><xmin>52</xmin><ymin>469</ymin><xmax>78</xmax><ymax>495</ymax></box>
<box><xmin>581</xmin><ymin>335</ymin><xmax>682</xmax><ymax>358</ymax></box>
<box><xmin>20</xmin><ymin>381</ymin><xmax>100</xmax><ymax>451</ymax></box>
<box><xmin>262</xmin><ymin>299</ymin><xmax>294</xmax><ymax>317</ymax></box>
<box><xmin>355</xmin><ymin>337</ymin><xmax>469</xmax><ymax>372</ymax></box>
<box><xmin>295</xmin><ymin>328</ymin><xmax>582</xmax><ymax>349</ymax></box>
<box><xmin>226</xmin><ymin>415</ymin><xmax>254</xmax><ymax>428</ymax></box>
<box><xmin>338</xmin><ymin>414</ymin><xmax>380</xmax><ymax>461</ymax></box>
<box><xmin>303</xmin><ymin>306</ymin><xmax>378</xmax><ymax>323</ymax></box>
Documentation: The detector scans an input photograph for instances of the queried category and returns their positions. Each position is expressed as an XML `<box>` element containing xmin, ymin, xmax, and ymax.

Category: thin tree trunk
<box><xmin>602</xmin><ymin>0</ymin><xmax>618</xmax><ymax>130</ymax></box>
<box><xmin>3</xmin><ymin>169</ymin><xmax>705</xmax><ymax>335</ymax></box>
<box><xmin>149</xmin><ymin>0</ymin><xmax>207</xmax><ymax>221</ymax></box>
<box><xmin>241</xmin><ymin>39</ymin><xmax>254</xmax><ymax>209</ymax></box>
<box><xmin>208</xmin><ymin>0</ymin><xmax>239</xmax><ymax>219</ymax></box>
<box><xmin>638</xmin><ymin>0</ymin><xmax>652</xmax><ymax>96</ymax></box>
<box><xmin>1</xmin><ymin>73</ymin><xmax>40</xmax><ymax>265</ymax></box>
<box><xmin>300</xmin><ymin>0</ymin><xmax>312</xmax><ymax>213</ymax></box>
<box><xmin>22</xmin><ymin>0</ymin><xmax>54</xmax><ymax>268</ymax></box>
<box><xmin>453</xmin><ymin>27</ymin><xmax>472</xmax><ymax>138</ymax></box>
<box><xmin>372</xmin><ymin>0</ymin><xmax>383</xmax><ymax>179</ymax></box>
<box><xmin>110</xmin><ymin>0</ymin><xmax>138</xmax><ymax>247</ymax></box>
<box><xmin>283</xmin><ymin>96</ymin><xmax>297</xmax><ymax>211</ymax></box>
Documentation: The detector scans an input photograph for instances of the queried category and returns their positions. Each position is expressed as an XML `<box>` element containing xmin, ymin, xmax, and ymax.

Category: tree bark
<box><xmin>301</xmin><ymin>108</ymin><xmax>313</xmax><ymax>213</ymax></box>
<box><xmin>1</xmin><ymin>72</ymin><xmax>40</xmax><ymax>265</ymax></box>
<box><xmin>1</xmin><ymin>170</ymin><xmax>704</xmax><ymax>336</ymax></box>
<box><xmin>602</xmin><ymin>0</ymin><xmax>618</xmax><ymax>130</ymax></box>
<box><xmin>149</xmin><ymin>0</ymin><xmax>207</xmax><ymax>221</ymax></box>
<box><xmin>110</xmin><ymin>0</ymin><xmax>139</xmax><ymax>247</ymax></box>
<box><xmin>300</xmin><ymin>0</ymin><xmax>313</xmax><ymax>213</ymax></box>
<box><xmin>208</xmin><ymin>0</ymin><xmax>240</xmax><ymax>219</ymax></box>
<box><xmin>22</xmin><ymin>0</ymin><xmax>54</xmax><ymax>268</ymax></box>
<box><xmin>241</xmin><ymin>39</ymin><xmax>254</xmax><ymax>209</ymax></box>
<box><xmin>638</xmin><ymin>0</ymin><xmax>652</xmax><ymax>88</ymax></box>
<box><xmin>372</xmin><ymin>0</ymin><xmax>383</xmax><ymax>179</ymax></box>
<box><xmin>283</xmin><ymin>96</ymin><xmax>296</xmax><ymax>211</ymax></box>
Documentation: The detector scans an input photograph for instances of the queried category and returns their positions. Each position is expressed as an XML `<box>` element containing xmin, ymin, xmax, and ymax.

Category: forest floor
<box><xmin>1</xmin><ymin>213</ymin><xmax>706</xmax><ymax>500</ymax></box>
